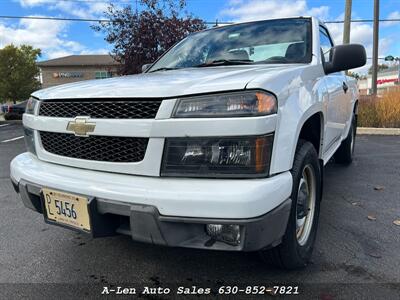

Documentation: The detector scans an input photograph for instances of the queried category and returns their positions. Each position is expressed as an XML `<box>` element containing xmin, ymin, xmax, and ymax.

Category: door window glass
<box><xmin>319</xmin><ymin>27</ymin><xmax>334</xmax><ymax>63</ymax></box>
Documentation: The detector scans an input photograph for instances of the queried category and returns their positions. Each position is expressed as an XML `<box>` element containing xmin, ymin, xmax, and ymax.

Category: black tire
<box><xmin>334</xmin><ymin>114</ymin><xmax>356</xmax><ymax>165</ymax></box>
<box><xmin>260</xmin><ymin>140</ymin><xmax>322</xmax><ymax>269</ymax></box>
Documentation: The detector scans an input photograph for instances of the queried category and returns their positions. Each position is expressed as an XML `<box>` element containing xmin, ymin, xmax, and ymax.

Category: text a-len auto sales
<box><xmin>101</xmin><ymin>286</ymin><xmax>212</xmax><ymax>295</ymax></box>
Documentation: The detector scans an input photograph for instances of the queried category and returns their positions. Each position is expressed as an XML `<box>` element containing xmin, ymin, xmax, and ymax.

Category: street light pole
<box><xmin>371</xmin><ymin>0</ymin><xmax>380</xmax><ymax>95</ymax></box>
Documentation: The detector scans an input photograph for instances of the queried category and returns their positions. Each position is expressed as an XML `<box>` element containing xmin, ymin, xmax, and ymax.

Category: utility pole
<box><xmin>343</xmin><ymin>0</ymin><xmax>352</xmax><ymax>45</ymax></box>
<box><xmin>371</xmin><ymin>0</ymin><xmax>380</xmax><ymax>95</ymax></box>
<box><xmin>343</xmin><ymin>0</ymin><xmax>352</xmax><ymax>75</ymax></box>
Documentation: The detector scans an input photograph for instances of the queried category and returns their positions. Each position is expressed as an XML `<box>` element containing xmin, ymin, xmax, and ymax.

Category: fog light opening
<box><xmin>206</xmin><ymin>224</ymin><xmax>241</xmax><ymax>246</ymax></box>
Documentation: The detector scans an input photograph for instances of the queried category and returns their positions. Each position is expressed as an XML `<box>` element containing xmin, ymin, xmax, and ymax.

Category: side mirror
<box><xmin>141</xmin><ymin>63</ymin><xmax>152</xmax><ymax>73</ymax></box>
<box><xmin>324</xmin><ymin>44</ymin><xmax>366</xmax><ymax>74</ymax></box>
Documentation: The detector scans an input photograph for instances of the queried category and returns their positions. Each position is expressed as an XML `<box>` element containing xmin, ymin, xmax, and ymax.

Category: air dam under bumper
<box><xmin>10</xmin><ymin>153</ymin><xmax>293</xmax><ymax>251</ymax></box>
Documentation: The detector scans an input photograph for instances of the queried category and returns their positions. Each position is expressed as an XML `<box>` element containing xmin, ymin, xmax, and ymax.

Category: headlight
<box><xmin>25</xmin><ymin>97</ymin><xmax>39</xmax><ymax>115</ymax></box>
<box><xmin>161</xmin><ymin>135</ymin><xmax>273</xmax><ymax>178</ymax></box>
<box><xmin>172</xmin><ymin>91</ymin><xmax>277</xmax><ymax>118</ymax></box>
<box><xmin>23</xmin><ymin>127</ymin><xmax>36</xmax><ymax>156</ymax></box>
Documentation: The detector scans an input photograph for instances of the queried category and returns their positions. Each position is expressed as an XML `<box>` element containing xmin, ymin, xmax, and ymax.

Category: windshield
<box><xmin>148</xmin><ymin>18</ymin><xmax>312</xmax><ymax>72</ymax></box>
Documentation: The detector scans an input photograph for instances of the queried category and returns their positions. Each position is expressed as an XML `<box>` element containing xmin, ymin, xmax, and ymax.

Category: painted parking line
<box><xmin>0</xmin><ymin>124</ymin><xmax>10</xmax><ymax>128</ymax></box>
<box><xmin>1</xmin><ymin>136</ymin><xmax>24</xmax><ymax>143</ymax></box>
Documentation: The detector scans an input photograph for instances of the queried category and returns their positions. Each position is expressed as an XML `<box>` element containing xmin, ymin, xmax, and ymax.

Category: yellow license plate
<box><xmin>42</xmin><ymin>188</ymin><xmax>91</xmax><ymax>232</ymax></box>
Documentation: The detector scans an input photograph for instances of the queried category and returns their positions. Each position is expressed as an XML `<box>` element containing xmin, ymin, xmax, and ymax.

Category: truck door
<box><xmin>342</xmin><ymin>75</ymin><xmax>355</xmax><ymax>137</ymax></box>
<box><xmin>320</xmin><ymin>26</ymin><xmax>347</xmax><ymax>155</ymax></box>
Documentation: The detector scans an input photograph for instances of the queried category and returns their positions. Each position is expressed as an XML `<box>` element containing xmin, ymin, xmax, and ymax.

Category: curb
<box><xmin>357</xmin><ymin>127</ymin><xmax>400</xmax><ymax>135</ymax></box>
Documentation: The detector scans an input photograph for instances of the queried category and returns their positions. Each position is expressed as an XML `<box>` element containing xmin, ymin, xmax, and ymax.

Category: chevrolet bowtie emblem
<box><xmin>67</xmin><ymin>117</ymin><xmax>96</xmax><ymax>137</ymax></box>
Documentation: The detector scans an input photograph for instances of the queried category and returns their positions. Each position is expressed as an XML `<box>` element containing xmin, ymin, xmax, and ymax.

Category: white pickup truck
<box><xmin>11</xmin><ymin>17</ymin><xmax>366</xmax><ymax>269</ymax></box>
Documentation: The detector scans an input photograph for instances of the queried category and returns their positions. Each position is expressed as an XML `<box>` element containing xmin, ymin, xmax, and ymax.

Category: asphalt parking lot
<box><xmin>1</xmin><ymin>122</ymin><xmax>399</xmax><ymax>299</ymax></box>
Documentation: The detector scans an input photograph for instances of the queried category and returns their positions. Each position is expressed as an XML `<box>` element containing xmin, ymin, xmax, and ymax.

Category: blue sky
<box><xmin>0</xmin><ymin>0</ymin><xmax>399</xmax><ymax>72</ymax></box>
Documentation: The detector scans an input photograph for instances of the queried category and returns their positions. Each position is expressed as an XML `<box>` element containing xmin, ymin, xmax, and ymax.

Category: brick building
<box><xmin>37</xmin><ymin>55</ymin><xmax>120</xmax><ymax>89</ymax></box>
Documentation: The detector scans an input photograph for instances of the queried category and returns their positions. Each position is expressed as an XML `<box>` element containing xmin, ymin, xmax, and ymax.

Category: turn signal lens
<box><xmin>25</xmin><ymin>97</ymin><xmax>39</xmax><ymax>115</ymax></box>
<box><xmin>256</xmin><ymin>92</ymin><xmax>276</xmax><ymax>114</ymax></box>
<box><xmin>23</xmin><ymin>127</ymin><xmax>36</xmax><ymax>156</ymax></box>
<box><xmin>255</xmin><ymin>137</ymin><xmax>268</xmax><ymax>173</ymax></box>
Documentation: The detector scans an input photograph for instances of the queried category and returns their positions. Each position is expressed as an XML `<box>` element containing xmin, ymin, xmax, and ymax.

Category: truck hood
<box><xmin>33</xmin><ymin>64</ymin><xmax>304</xmax><ymax>100</ymax></box>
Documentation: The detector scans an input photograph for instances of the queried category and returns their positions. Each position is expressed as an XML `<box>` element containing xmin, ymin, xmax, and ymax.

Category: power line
<box><xmin>0</xmin><ymin>0</ymin><xmax>128</xmax><ymax>2</ymax></box>
<box><xmin>0</xmin><ymin>15</ymin><xmax>400</xmax><ymax>25</ymax></box>
<box><xmin>0</xmin><ymin>15</ymin><xmax>110</xmax><ymax>23</ymax></box>
<box><xmin>325</xmin><ymin>18</ymin><xmax>400</xmax><ymax>23</ymax></box>
<box><xmin>0</xmin><ymin>15</ymin><xmax>231</xmax><ymax>24</ymax></box>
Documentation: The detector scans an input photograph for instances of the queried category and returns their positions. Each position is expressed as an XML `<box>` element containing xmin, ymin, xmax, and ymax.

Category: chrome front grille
<box><xmin>40</xmin><ymin>131</ymin><xmax>148</xmax><ymax>163</ymax></box>
<box><xmin>39</xmin><ymin>100</ymin><xmax>162</xmax><ymax>119</ymax></box>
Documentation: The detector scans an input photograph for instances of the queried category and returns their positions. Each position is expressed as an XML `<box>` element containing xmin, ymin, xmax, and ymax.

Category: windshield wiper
<box><xmin>195</xmin><ymin>59</ymin><xmax>254</xmax><ymax>67</ymax></box>
<box><xmin>148</xmin><ymin>67</ymin><xmax>180</xmax><ymax>73</ymax></box>
<box><xmin>149</xmin><ymin>60</ymin><xmax>253</xmax><ymax>72</ymax></box>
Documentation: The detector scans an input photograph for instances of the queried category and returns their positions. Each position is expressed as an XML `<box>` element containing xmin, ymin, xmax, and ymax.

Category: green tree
<box><xmin>368</xmin><ymin>63</ymin><xmax>389</xmax><ymax>75</ymax></box>
<box><xmin>93</xmin><ymin>0</ymin><xmax>206</xmax><ymax>74</ymax></box>
<box><xmin>347</xmin><ymin>71</ymin><xmax>360</xmax><ymax>79</ymax></box>
<box><xmin>0</xmin><ymin>44</ymin><xmax>41</xmax><ymax>104</ymax></box>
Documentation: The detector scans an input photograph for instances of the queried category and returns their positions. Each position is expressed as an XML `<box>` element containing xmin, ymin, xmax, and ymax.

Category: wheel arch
<box><xmin>353</xmin><ymin>99</ymin><xmax>359</xmax><ymax>115</ymax></box>
<box><xmin>296</xmin><ymin>112</ymin><xmax>325</xmax><ymax>202</ymax></box>
<box><xmin>269</xmin><ymin>106</ymin><xmax>325</xmax><ymax>175</ymax></box>
<box><xmin>297</xmin><ymin>112</ymin><xmax>324</xmax><ymax>158</ymax></box>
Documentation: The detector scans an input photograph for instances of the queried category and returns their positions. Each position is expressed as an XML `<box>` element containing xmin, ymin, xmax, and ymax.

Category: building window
<box><xmin>95</xmin><ymin>71</ymin><xmax>113</xmax><ymax>79</ymax></box>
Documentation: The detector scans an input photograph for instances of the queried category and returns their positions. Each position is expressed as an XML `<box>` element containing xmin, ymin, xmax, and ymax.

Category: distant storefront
<box><xmin>358</xmin><ymin>66</ymin><xmax>400</xmax><ymax>95</ymax></box>
<box><xmin>37</xmin><ymin>55</ymin><xmax>121</xmax><ymax>89</ymax></box>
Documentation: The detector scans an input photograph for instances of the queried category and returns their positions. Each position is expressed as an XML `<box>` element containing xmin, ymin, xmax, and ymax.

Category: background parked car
<box><xmin>4</xmin><ymin>100</ymin><xmax>27</xmax><ymax>120</ymax></box>
<box><xmin>1</xmin><ymin>104</ymin><xmax>9</xmax><ymax>113</ymax></box>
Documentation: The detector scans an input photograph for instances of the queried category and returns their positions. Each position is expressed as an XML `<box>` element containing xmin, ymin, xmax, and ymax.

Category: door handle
<box><xmin>342</xmin><ymin>82</ymin><xmax>348</xmax><ymax>93</ymax></box>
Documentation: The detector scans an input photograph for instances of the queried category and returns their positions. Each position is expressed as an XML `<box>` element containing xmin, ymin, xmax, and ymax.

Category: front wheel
<box><xmin>260</xmin><ymin>140</ymin><xmax>322</xmax><ymax>269</ymax></box>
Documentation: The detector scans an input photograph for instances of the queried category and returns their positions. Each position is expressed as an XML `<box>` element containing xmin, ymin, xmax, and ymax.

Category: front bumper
<box><xmin>10</xmin><ymin>153</ymin><xmax>293</xmax><ymax>251</ymax></box>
